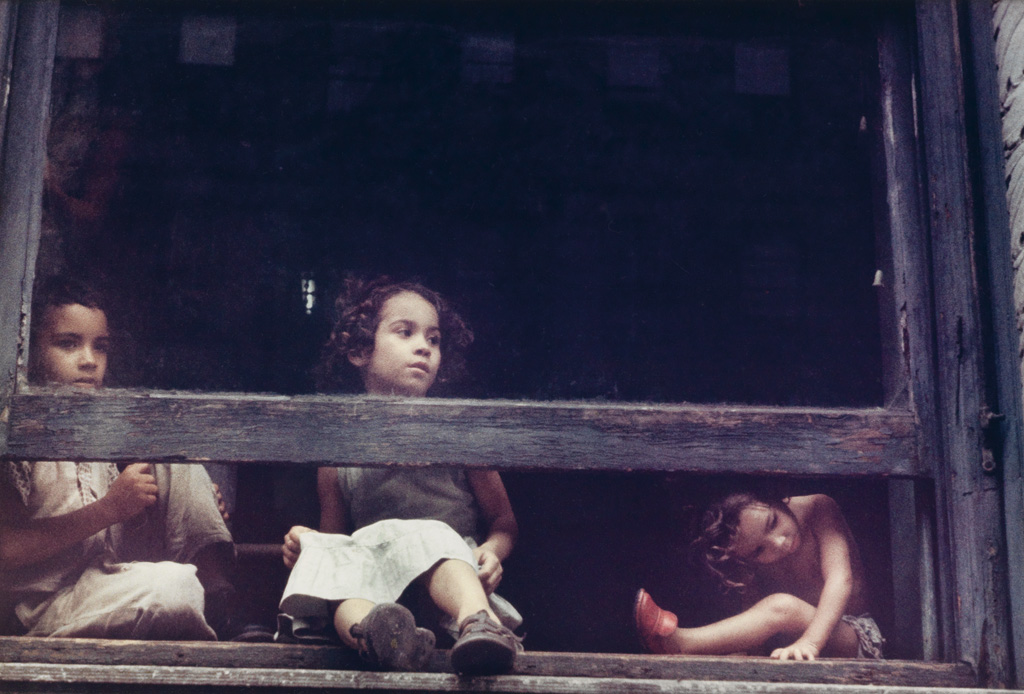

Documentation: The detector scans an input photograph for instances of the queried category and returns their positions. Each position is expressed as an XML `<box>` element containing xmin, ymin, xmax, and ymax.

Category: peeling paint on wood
<box><xmin>0</xmin><ymin>1</ymin><xmax>58</xmax><ymax>458</ymax></box>
<box><xmin>919</xmin><ymin>1</ymin><xmax>1014</xmax><ymax>684</ymax></box>
<box><xmin>0</xmin><ymin>637</ymin><xmax>979</xmax><ymax>687</ymax></box>
<box><xmin>4</xmin><ymin>391</ymin><xmax>921</xmax><ymax>477</ymax></box>
<box><xmin>0</xmin><ymin>662</ymin><xmax>991</xmax><ymax>694</ymax></box>
<box><xmin>0</xmin><ymin>637</ymin><xmax>983</xmax><ymax>692</ymax></box>
<box><xmin>995</xmin><ymin>0</ymin><xmax>1024</xmax><ymax>391</ymax></box>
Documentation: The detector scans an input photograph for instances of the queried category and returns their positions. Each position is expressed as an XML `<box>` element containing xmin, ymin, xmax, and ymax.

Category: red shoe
<box><xmin>634</xmin><ymin>589</ymin><xmax>677</xmax><ymax>654</ymax></box>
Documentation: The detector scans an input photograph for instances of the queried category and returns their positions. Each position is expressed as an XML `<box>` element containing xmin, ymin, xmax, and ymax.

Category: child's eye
<box><xmin>54</xmin><ymin>337</ymin><xmax>79</xmax><ymax>350</ymax></box>
<box><xmin>94</xmin><ymin>340</ymin><xmax>110</xmax><ymax>354</ymax></box>
<box><xmin>428</xmin><ymin>335</ymin><xmax>440</xmax><ymax>347</ymax></box>
<box><xmin>397</xmin><ymin>328</ymin><xmax>412</xmax><ymax>337</ymax></box>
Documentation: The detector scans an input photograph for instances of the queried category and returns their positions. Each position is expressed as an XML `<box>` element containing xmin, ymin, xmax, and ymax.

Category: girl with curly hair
<box><xmin>278</xmin><ymin>277</ymin><xmax>522</xmax><ymax>675</ymax></box>
<box><xmin>634</xmin><ymin>491</ymin><xmax>883</xmax><ymax>660</ymax></box>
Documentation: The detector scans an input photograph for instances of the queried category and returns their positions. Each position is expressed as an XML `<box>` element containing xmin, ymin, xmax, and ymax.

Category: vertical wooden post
<box><xmin>967</xmin><ymin>0</ymin><xmax>1024</xmax><ymax>685</ymax></box>
<box><xmin>0</xmin><ymin>0</ymin><xmax>58</xmax><ymax>454</ymax></box>
<box><xmin>916</xmin><ymin>0</ymin><xmax>1013</xmax><ymax>685</ymax></box>
<box><xmin>877</xmin><ymin>9</ymin><xmax>944</xmax><ymax>661</ymax></box>
<box><xmin>0</xmin><ymin>2</ymin><xmax>20</xmax><ymax>158</ymax></box>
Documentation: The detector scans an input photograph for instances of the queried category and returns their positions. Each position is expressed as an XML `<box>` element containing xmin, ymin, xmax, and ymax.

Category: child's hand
<box><xmin>770</xmin><ymin>640</ymin><xmax>820</xmax><ymax>661</ymax></box>
<box><xmin>282</xmin><ymin>526</ymin><xmax>315</xmax><ymax>568</ymax></box>
<box><xmin>473</xmin><ymin>546</ymin><xmax>503</xmax><ymax>594</ymax></box>
<box><xmin>102</xmin><ymin>463</ymin><xmax>158</xmax><ymax>523</ymax></box>
<box><xmin>211</xmin><ymin>483</ymin><xmax>229</xmax><ymax>522</ymax></box>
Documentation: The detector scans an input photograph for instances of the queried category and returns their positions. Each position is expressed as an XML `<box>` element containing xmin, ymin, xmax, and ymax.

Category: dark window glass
<box><xmin>42</xmin><ymin>0</ymin><xmax>885</xmax><ymax>405</ymax></box>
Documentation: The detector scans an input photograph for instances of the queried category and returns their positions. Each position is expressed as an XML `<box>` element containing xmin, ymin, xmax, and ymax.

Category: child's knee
<box><xmin>135</xmin><ymin>563</ymin><xmax>208</xmax><ymax>624</ymax></box>
<box><xmin>758</xmin><ymin>593</ymin><xmax>808</xmax><ymax>627</ymax></box>
<box><xmin>94</xmin><ymin>562</ymin><xmax>214</xmax><ymax>639</ymax></box>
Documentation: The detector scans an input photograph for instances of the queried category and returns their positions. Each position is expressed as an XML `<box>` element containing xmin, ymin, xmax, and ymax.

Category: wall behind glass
<box><xmin>40</xmin><ymin>0</ymin><xmax>885</xmax><ymax>405</ymax></box>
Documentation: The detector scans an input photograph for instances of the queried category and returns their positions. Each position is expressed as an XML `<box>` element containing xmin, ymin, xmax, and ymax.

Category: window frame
<box><xmin>0</xmin><ymin>0</ymin><xmax>1018</xmax><ymax>688</ymax></box>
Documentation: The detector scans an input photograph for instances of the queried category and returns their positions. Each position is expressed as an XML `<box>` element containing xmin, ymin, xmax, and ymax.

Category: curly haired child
<box><xmin>635</xmin><ymin>491</ymin><xmax>883</xmax><ymax>660</ymax></box>
<box><xmin>278</xmin><ymin>277</ymin><xmax>522</xmax><ymax>675</ymax></box>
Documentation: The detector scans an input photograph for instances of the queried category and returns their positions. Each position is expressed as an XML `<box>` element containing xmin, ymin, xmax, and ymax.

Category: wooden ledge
<box><xmin>0</xmin><ymin>662</ymin><xmax>996</xmax><ymax>694</ymax></box>
<box><xmin>0</xmin><ymin>637</ymin><xmax>978</xmax><ymax>690</ymax></box>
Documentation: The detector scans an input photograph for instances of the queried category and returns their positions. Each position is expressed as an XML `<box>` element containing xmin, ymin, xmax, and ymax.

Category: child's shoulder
<box><xmin>787</xmin><ymin>493</ymin><xmax>842</xmax><ymax>520</ymax></box>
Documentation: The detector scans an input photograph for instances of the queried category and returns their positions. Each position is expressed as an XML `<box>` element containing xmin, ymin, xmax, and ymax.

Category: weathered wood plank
<box><xmin>0</xmin><ymin>1</ymin><xmax>19</xmax><ymax>159</ymax></box>
<box><xmin>5</xmin><ymin>391</ymin><xmax>921</xmax><ymax>477</ymax></box>
<box><xmin>0</xmin><ymin>638</ymin><xmax>978</xmax><ymax>688</ymax></box>
<box><xmin>916</xmin><ymin>1</ymin><xmax>1014</xmax><ymax>685</ymax></box>
<box><xmin>0</xmin><ymin>662</ymin><xmax>991</xmax><ymax>694</ymax></box>
<box><xmin>0</xmin><ymin>0</ymin><xmax>57</xmax><ymax>457</ymax></box>
<box><xmin>973</xmin><ymin>0</ymin><xmax>1024</xmax><ymax>684</ymax></box>
<box><xmin>876</xmin><ymin>11</ymin><xmax>943</xmax><ymax>659</ymax></box>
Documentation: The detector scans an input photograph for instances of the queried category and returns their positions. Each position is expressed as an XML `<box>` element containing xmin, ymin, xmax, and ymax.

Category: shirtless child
<box><xmin>635</xmin><ymin>492</ymin><xmax>883</xmax><ymax>660</ymax></box>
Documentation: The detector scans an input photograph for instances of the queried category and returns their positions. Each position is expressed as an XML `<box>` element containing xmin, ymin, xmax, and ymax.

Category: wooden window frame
<box><xmin>0</xmin><ymin>0</ymin><xmax>1019</xmax><ymax>690</ymax></box>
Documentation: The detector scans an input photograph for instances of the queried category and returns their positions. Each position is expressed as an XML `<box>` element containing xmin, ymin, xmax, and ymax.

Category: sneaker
<box><xmin>349</xmin><ymin>603</ymin><xmax>435</xmax><ymax>671</ymax></box>
<box><xmin>450</xmin><ymin>610</ymin><xmax>522</xmax><ymax>676</ymax></box>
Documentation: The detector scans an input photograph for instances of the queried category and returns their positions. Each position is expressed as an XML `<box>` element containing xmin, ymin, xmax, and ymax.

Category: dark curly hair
<box><xmin>28</xmin><ymin>274</ymin><xmax>109</xmax><ymax>384</ymax></box>
<box><xmin>316</xmin><ymin>276</ymin><xmax>474</xmax><ymax>393</ymax></box>
<box><xmin>691</xmin><ymin>491</ymin><xmax>793</xmax><ymax>594</ymax></box>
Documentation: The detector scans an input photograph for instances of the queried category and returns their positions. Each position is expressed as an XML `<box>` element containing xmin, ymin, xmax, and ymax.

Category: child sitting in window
<box><xmin>0</xmin><ymin>275</ymin><xmax>250</xmax><ymax>640</ymax></box>
<box><xmin>278</xmin><ymin>276</ymin><xmax>522</xmax><ymax>675</ymax></box>
<box><xmin>635</xmin><ymin>491</ymin><xmax>883</xmax><ymax>660</ymax></box>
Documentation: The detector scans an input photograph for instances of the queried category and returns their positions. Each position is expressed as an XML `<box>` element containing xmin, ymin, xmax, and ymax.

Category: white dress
<box><xmin>1</xmin><ymin>462</ymin><xmax>231</xmax><ymax>639</ymax></box>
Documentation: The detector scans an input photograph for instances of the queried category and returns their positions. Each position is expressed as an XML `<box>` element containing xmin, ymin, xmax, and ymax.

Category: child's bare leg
<box><xmin>423</xmin><ymin>558</ymin><xmax>497</xmax><ymax>624</ymax></box>
<box><xmin>334</xmin><ymin>598</ymin><xmax>375</xmax><ymax>649</ymax></box>
<box><xmin>665</xmin><ymin>593</ymin><xmax>816</xmax><ymax>655</ymax></box>
<box><xmin>426</xmin><ymin>559</ymin><xmax>520</xmax><ymax>675</ymax></box>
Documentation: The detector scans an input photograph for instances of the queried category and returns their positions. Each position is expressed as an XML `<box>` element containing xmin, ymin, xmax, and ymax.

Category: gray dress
<box><xmin>278</xmin><ymin>467</ymin><xmax>521</xmax><ymax>642</ymax></box>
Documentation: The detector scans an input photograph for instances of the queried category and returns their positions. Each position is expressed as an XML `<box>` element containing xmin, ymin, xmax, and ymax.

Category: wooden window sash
<box><xmin>3</xmin><ymin>0</ymin><xmax>1012</xmax><ymax>686</ymax></box>
<box><xmin>5</xmin><ymin>389</ymin><xmax>922</xmax><ymax>477</ymax></box>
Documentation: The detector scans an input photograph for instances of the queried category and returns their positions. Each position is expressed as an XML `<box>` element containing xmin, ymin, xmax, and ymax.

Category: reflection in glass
<box><xmin>39</xmin><ymin>0</ymin><xmax>885</xmax><ymax>405</ymax></box>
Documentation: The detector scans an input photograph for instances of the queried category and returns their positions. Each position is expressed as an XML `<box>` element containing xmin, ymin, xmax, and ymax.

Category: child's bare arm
<box><xmin>0</xmin><ymin>463</ymin><xmax>156</xmax><ymax>569</ymax></box>
<box><xmin>773</xmin><ymin>495</ymin><xmax>853</xmax><ymax>660</ymax></box>
<box><xmin>467</xmin><ymin>470</ymin><xmax>517</xmax><ymax>593</ymax></box>
<box><xmin>282</xmin><ymin>467</ymin><xmax>348</xmax><ymax>568</ymax></box>
<box><xmin>317</xmin><ymin>467</ymin><xmax>347</xmax><ymax>534</ymax></box>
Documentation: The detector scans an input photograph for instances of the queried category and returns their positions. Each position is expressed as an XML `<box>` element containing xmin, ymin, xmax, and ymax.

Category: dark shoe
<box><xmin>349</xmin><ymin>603</ymin><xmax>435</xmax><ymax>671</ymax></box>
<box><xmin>450</xmin><ymin>610</ymin><xmax>521</xmax><ymax>676</ymax></box>
<box><xmin>230</xmin><ymin>623</ymin><xmax>276</xmax><ymax>643</ymax></box>
<box><xmin>634</xmin><ymin>589</ymin><xmax>677</xmax><ymax>654</ymax></box>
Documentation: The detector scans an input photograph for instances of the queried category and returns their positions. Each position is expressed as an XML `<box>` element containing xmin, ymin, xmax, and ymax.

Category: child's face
<box><xmin>34</xmin><ymin>303</ymin><xmax>110</xmax><ymax>388</ymax></box>
<box><xmin>730</xmin><ymin>502</ymin><xmax>801</xmax><ymax>565</ymax></box>
<box><xmin>350</xmin><ymin>290</ymin><xmax>441</xmax><ymax>397</ymax></box>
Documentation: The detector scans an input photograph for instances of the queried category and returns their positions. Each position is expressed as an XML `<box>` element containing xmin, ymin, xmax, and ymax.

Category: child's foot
<box><xmin>634</xmin><ymin>589</ymin><xmax>678</xmax><ymax>654</ymax></box>
<box><xmin>450</xmin><ymin>610</ymin><xmax>522</xmax><ymax>676</ymax></box>
<box><xmin>349</xmin><ymin>603</ymin><xmax>435</xmax><ymax>671</ymax></box>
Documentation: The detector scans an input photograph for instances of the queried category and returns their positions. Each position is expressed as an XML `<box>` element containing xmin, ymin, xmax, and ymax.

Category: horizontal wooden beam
<box><xmin>5</xmin><ymin>390</ymin><xmax>923</xmax><ymax>477</ymax></box>
<box><xmin>0</xmin><ymin>663</ymin><xmax>990</xmax><ymax>694</ymax></box>
<box><xmin>0</xmin><ymin>638</ymin><xmax>978</xmax><ymax>689</ymax></box>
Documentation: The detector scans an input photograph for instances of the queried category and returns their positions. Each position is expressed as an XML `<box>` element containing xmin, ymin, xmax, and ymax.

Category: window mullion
<box><xmin>0</xmin><ymin>0</ymin><xmax>58</xmax><ymax>458</ymax></box>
